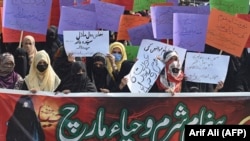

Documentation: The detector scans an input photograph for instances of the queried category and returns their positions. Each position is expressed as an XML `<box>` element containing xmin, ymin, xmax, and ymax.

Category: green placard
<box><xmin>133</xmin><ymin>0</ymin><xmax>166</xmax><ymax>12</ymax></box>
<box><xmin>210</xmin><ymin>0</ymin><xmax>249</xmax><ymax>15</ymax></box>
<box><xmin>125</xmin><ymin>46</ymin><xmax>139</xmax><ymax>61</ymax></box>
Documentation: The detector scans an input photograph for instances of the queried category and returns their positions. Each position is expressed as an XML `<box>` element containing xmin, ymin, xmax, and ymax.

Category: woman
<box><xmin>57</xmin><ymin>61</ymin><xmax>97</xmax><ymax>93</ymax></box>
<box><xmin>87</xmin><ymin>52</ymin><xmax>116</xmax><ymax>93</ymax></box>
<box><xmin>0</xmin><ymin>52</ymin><xmax>24</xmax><ymax>89</ymax></box>
<box><xmin>13</xmin><ymin>48</ymin><xmax>29</xmax><ymax>78</ymax></box>
<box><xmin>6</xmin><ymin>95</ymin><xmax>45</xmax><ymax>141</ymax></box>
<box><xmin>106</xmin><ymin>41</ymin><xmax>127</xmax><ymax>81</ymax></box>
<box><xmin>233</xmin><ymin>49</ymin><xmax>250</xmax><ymax>92</ymax></box>
<box><xmin>52</xmin><ymin>46</ymin><xmax>76</xmax><ymax>90</ymax></box>
<box><xmin>22</xmin><ymin>35</ymin><xmax>37</xmax><ymax>65</ymax></box>
<box><xmin>22</xmin><ymin>50</ymin><xmax>61</xmax><ymax>93</ymax></box>
<box><xmin>112</xmin><ymin>60</ymin><xmax>134</xmax><ymax>92</ymax></box>
<box><xmin>44</xmin><ymin>25</ymin><xmax>62</xmax><ymax>64</ymax></box>
<box><xmin>156</xmin><ymin>51</ymin><xmax>184</xmax><ymax>95</ymax></box>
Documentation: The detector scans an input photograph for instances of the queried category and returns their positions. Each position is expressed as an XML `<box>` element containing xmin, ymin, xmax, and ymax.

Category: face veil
<box><xmin>6</xmin><ymin>95</ymin><xmax>45</xmax><ymax>141</ymax></box>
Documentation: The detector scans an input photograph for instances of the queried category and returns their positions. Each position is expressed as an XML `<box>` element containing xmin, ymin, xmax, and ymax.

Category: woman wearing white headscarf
<box><xmin>156</xmin><ymin>51</ymin><xmax>184</xmax><ymax>95</ymax></box>
<box><xmin>22</xmin><ymin>50</ymin><xmax>61</xmax><ymax>93</ymax></box>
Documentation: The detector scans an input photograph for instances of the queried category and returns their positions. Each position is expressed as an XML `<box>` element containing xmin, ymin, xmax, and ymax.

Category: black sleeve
<box><xmin>112</xmin><ymin>69</ymin><xmax>119</xmax><ymax>82</ymax></box>
<box><xmin>233</xmin><ymin>66</ymin><xmax>249</xmax><ymax>92</ymax></box>
<box><xmin>21</xmin><ymin>82</ymin><xmax>28</xmax><ymax>90</ymax></box>
<box><xmin>233</xmin><ymin>52</ymin><xmax>250</xmax><ymax>92</ymax></box>
<box><xmin>109</xmin><ymin>83</ymin><xmax>120</xmax><ymax>92</ymax></box>
<box><xmin>86</xmin><ymin>78</ymin><xmax>98</xmax><ymax>92</ymax></box>
<box><xmin>149</xmin><ymin>82</ymin><xmax>161</xmax><ymax>93</ymax></box>
<box><xmin>107</xmin><ymin>75</ymin><xmax>121</xmax><ymax>92</ymax></box>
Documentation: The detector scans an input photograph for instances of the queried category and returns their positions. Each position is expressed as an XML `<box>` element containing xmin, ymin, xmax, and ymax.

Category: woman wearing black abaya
<box><xmin>13</xmin><ymin>48</ymin><xmax>29</xmax><ymax>78</ymax></box>
<box><xmin>86</xmin><ymin>52</ymin><xmax>116</xmax><ymax>93</ymax></box>
<box><xmin>52</xmin><ymin>46</ymin><xmax>76</xmax><ymax>91</ymax></box>
<box><xmin>204</xmin><ymin>44</ymin><xmax>245</xmax><ymax>92</ymax></box>
<box><xmin>57</xmin><ymin>61</ymin><xmax>97</xmax><ymax>93</ymax></box>
<box><xmin>44</xmin><ymin>25</ymin><xmax>62</xmax><ymax>64</ymax></box>
<box><xmin>112</xmin><ymin>60</ymin><xmax>134</xmax><ymax>92</ymax></box>
<box><xmin>233</xmin><ymin>48</ymin><xmax>250</xmax><ymax>91</ymax></box>
<box><xmin>6</xmin><ymin>95</ymin><xmax>45</xmax><ymax>141</ymax></box>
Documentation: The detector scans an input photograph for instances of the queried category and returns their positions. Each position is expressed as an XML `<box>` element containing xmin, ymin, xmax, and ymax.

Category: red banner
<box><xmin>0</xmin><ymin>90</ymin><xmax>250</xmax><ymax>141</ymax></box>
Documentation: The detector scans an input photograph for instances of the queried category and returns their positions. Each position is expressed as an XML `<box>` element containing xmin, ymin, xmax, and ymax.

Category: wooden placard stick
<box><xmin>18</xmin><ymin>30</ymin><xmax>24</xmax><ymax>48</ymax></box>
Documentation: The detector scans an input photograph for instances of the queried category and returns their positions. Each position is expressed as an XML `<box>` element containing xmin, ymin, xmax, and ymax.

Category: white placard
<box><xmin>137</xmin><ymin>39</ymin><xmax>187</xmax><ymax>66</ymax></box>
<box><xmin>184</xmin><ymin>52</ymin><xmax>230</xmax><ymax>84</ymax></box>
<box><xmin>127</xmin><ymin>59</ymin><xmax>165</xmax><ymax>93</ymax></box>
<box><xmin>63</xmin><ymin>30</ymin><xmax>109</xmax><ymax>57</ymax></box>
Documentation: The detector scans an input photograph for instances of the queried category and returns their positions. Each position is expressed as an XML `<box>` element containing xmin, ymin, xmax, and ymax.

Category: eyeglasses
<box><xmin>112</xmin><ymin>51</ymin><xmax>121</xmax><ymax>54</ymax></box>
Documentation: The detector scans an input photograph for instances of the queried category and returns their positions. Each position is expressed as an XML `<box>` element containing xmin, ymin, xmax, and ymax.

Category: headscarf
<box><xmin>62</xmin><ymin>61</ymin><xmax>97</xmax><ymax>92</ymax></box>
<box><xmin>13</xmin><ymin>48</ymin><xmax>29</xmax><ymax>78</ymax></box>
<box><xmin>22</xmin><ymin>35</ymin><xmax>37</xmax><ymax>65</ymax></box>
<box><xmin>85</xmin><ymin>52</ymin><xmax>117</xmax><ymax>92</ymax></box>
<box><xmin>92</xmin><ymin>52</ymin><xmax>106</xmax><ymax>66</ymax></box>
<box><xmin>46</xmin><ymin>25</ymin><xmax>59</xmax><ymax>43</ymax></box>
<box><xmin>6</xmin><ymin>95</ymin><xmax>45</xmax><ymax>141</ymax></box>
<box><xmin>45</xmin><ymin>25</ymin><xmax>62</xmax><ymax>63</ymax></box>
<box><xmin>107</xmin><ymin>42</ymin><xmax>127</xmax><ymax>80</ymax></box>
<box><xmin>156</xmin><ymin>51</ymin><xmax>184</xmax><ymax>93</ymax></box>
<box><xmin>0</xmin><ymin>52</ymin><xmax>22</xmax><ymax>89</ymax></box>
<box><xmin>90</xmin><ymin>52</ymin><xmax>111</xmax><ymax>91</ymax></box>
<box><xmin>24</xmin><ymin>50</ymin><xmax>61</xmax><ymax>91</ymax></box>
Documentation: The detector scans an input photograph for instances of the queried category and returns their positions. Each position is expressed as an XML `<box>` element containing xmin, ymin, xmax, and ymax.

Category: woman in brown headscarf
<box><xmin>22</xmin><ymin>50</ymin><xmax>61</xmax><ymax>93</ymax></box>
<box><xmin>0</xmin><ymin>52</ymin><xmax>24</xmax><ymax>89</ymax></box>
<box><xmin>22</xmin><ymin>35</ymin><xmax>37</xmax><ymax>65</ymax></box>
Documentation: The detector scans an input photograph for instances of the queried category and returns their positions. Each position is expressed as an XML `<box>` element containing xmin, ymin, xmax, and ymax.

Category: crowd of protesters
<box><xmin>0</xmin><ymin>0</ymin><xmax>250</xmax><ymax>95</ymax></box>
<box><xmin>0</xmin><ymin>24</ymin><xmax>249</xmax><ymax>95</ymax></box>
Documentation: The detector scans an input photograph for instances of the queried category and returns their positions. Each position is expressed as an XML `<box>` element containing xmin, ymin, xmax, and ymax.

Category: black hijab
<box><xmin>59</xmin><ymin>61</ymin><xmax>97</xmax><ymax>92</ymax></box>
<box><xmin>89</xmin><ymin>53</ymin><xmax>111</xmax><ymax>91</ymax></box>
<box><xmin>6</xmin><ymin>95</ymin><xmax>45</xmax><ymax>141</ymax></box>
<box><xmin>13</xmin><ymin>48</ymin><xmax>29</xmax><ymax>78</ymax></box>
<box><xmin>44</xmin><ymin>25</ymin><xmax>62</xmax><ymax>64</ymax></box>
